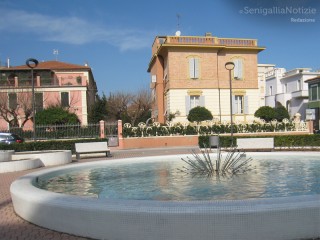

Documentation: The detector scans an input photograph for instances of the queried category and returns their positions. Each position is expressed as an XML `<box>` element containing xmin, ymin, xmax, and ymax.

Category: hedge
<box><xmin>0</xmin><ymin>138</ymin><xmax>109</xmax><ymax>154</ymax></box>
<box><xmin>199</xmin><ymin>135</ymin><xmax>320</xmax><ymax>148</ymax></box>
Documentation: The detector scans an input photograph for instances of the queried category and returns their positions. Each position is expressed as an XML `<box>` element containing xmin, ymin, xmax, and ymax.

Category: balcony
<box><xmin>291</xmin><ymin>90</ymin><xmax>309</xmax><ymax>98</ymax></box>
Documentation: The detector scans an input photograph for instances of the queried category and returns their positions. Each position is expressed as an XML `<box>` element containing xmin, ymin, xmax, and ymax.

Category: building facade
<box><xmin>306</xmin><ymin>76</ymin><xmax>320</xmax><ymax>130</ymax></box>
<box><xmin>148</xmin><ymin>34</ymin><xmax>265</xmax><ymax>124</ymax></box>
<box><xmin>0</xmin><ymin>61</ymin><xmax>97</xmax><ymax>129</ymax></box>
<box><xmin>265</xmin><ymin>67</ymin><xmax>320</xmax><ymax>120</ymax></box>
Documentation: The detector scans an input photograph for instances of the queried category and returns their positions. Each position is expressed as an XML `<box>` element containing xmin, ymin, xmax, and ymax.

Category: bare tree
<box><xmin>106</xmin><ymin>88</ymin><xmax>152</xmax><ymax>125</ymax></box>
<box><xmin>107</xmin><ymin>92</ymin><xmax>133</xmax><ymax>121</ymax></box>
<box><xmin>0</xmin><ymin>91</ymin><xmax>33</xmax><ymax>128</ymax></box>
<box><xmin>126</xmin><ymin>88</ymin><xmax>152</xmax><ymax>125</ymax></box>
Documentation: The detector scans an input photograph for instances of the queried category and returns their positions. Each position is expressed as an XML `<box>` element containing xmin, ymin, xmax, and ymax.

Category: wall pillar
<box><xmin>36</xmin><ymin>76</ymin><xmax>40</xmax><ymax>87</ymax></box>
<box><xmin>308</xmin><ymin>120</ymin><xmax>314</xmax><ymax>134</ymax></box>
<box><xmin>117</xmin><ymin>120</ymin><xmax>124</xmax><ymax>149</ymax></box>
<box><xmin>99</xmin><ymin>120</ymin><xmax>105</xmax><ymax>138</ymax></box>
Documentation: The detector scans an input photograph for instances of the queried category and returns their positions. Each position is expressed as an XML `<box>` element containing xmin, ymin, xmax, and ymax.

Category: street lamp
<box><xmin>225</xmin><ymin>61</ymin><xmax>235</xmax><ymax>146</ymax></box>
<box><xmin>26</xmin><ymin>58</ymin><xmax>39</xmax><ymax>141</ymax></box>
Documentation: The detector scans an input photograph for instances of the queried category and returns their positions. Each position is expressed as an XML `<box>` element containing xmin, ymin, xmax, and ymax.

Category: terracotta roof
<box><xmin>2</xmin><ymin>61</ymin><xmax>91</xmax><ymax>71</ymax></box>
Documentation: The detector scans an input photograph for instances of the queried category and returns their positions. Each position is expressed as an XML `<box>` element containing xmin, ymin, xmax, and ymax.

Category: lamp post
<box><xmin>225</xmin><ymin>61</ymin><xmax>235</xmax><ymax>146</ymax></box>
<box><xmin>26</xmin><ymin>58</ymin><xmax>39</xmax><ymax>141</ymax></box>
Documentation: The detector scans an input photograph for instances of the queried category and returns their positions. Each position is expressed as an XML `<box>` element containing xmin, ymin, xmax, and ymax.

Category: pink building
<box><xmin>0</xmin><ymin>60</ymin><xmax>97</xmax><ymax>129</ymax></box>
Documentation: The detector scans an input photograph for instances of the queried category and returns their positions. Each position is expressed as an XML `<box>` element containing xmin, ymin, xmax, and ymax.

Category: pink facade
<box><xmin>0</xmin><ymin>61</ymin><xmax>97</xmax><ymax>130</ymax></box>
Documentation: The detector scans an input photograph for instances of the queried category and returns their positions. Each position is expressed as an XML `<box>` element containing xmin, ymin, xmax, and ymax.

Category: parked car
<box><xmin>0</xmin><ymin>133</ymin><xmax>24</xmax><ymax>144</ymax></box>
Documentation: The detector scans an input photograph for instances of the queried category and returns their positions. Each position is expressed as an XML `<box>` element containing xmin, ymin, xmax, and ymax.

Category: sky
<box><xmin>0</xmin><ymin>0</ymin><xmax>320</xmax><ymax>95</ymax></box>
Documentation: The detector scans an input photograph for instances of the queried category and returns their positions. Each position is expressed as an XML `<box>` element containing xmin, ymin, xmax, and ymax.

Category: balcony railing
<box><xmin>164</xmin><ymin>36</ymin><xmax>257</xmax><ymax>47</ymax></box>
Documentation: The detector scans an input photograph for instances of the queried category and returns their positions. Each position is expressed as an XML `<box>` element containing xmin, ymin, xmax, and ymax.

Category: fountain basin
<box><xmin>10</xmin><ymin>153</ymin><xmax>320</xmax><ymax>240</ymax></box>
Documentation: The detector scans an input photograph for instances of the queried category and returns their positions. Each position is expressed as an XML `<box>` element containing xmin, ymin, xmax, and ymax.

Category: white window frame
<box><xmin>232</xmin><ymin>95</ymin><xmax>248</xmax><ymax>114</ymax></box>
<box><xmin>185</xmin><ymin>95</ymin><xmax>205</xmax><ymax>114</ymax></box>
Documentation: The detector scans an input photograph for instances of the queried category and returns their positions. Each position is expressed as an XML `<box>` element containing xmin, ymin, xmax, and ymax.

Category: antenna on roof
<box><xmin>53</xmin><ymin>49</ymin><xmax>59</xmax><ymax>61</ymax></box>
<box><xmin>175</xmin><ymin>14</ymin><xmax>181</xmax><ymax>36</ymax></box>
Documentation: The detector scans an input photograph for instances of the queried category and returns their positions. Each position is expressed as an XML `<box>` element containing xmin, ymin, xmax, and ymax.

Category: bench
<box><xmin>75</xmin><ymin>142</ymin><xmax>111</xmax><ymax>160</ymax></box>
<box><xmin>237</xmin><ymin>138</ymin><xmax>274</xmax><ymax>151</ymax></box>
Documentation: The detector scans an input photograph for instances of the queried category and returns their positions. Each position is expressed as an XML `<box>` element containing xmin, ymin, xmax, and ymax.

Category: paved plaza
<box><xmin>0</xmin><ymin>147</ymin><xmax>198</xmax><ymax>240</ymax></box>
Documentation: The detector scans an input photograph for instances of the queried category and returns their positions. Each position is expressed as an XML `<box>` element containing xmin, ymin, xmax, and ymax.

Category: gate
<box><xmin>104</xmin><ymin>121</ymin><xmax>119</xmax><ymax>147</ymax></box>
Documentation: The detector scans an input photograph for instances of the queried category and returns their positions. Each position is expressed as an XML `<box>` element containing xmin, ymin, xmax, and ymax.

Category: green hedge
<box><xmin>199</xmin><ymin>135</ymin><xmax>320</xmax><ymax>148</ymax></box>
<box><xmin>0</xmin><ymin>138</ymin><xmax>109</xmax><ymax>154</ymax></box>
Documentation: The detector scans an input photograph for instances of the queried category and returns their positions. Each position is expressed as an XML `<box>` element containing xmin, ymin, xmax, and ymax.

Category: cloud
<box><xmin>0</xmin><ymin>8</ymin><xmax>152</xmax><ymax>51</ymax></box>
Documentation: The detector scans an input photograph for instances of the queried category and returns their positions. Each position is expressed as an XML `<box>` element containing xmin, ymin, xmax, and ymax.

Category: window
<box><xmin>297</xmin><ymin>79</ymin><xmax>301</xmax><ymax>91</ymax></box>
<box><xmin>61</xmin><ymin>92</ymin><xmax>69</xmax><ymax>107</ymax></box>
<box><xmin>234</xmin><ymin>95</ymin><xmax>243</xmax><ymax>114</ymax></box>
<box><xmin>283</xmin><ymin>83</ymin><xmax>288</xmax><ymax>93</ymax></box>
<box><xmin>35</xmin><ymin>92</ymin><xmax>43</xmax><ymax>112</ymax></box>
<box><xmin>233</xmin><ymin>59</ymin><xmax>243</xmax><ymax>80</ymax></box>
<box><xmin>185</xmin><ymin>95</ymin><xmax>204</xmax><ymax>114</ymax></box>
<box><xmin>189</xmin><ymin>58</ymin><xmax>199</xmax><ymax>79</ymax></box>
<box><xmin>232</xmin><ymin>95</ymin><xmax>248</xmax><ymax>114</ymax></box>
<box><xmin>8</xmin><ymin>93</ymin><xmax>17</xmax><ymax>109</ymax></box>
<box><xmin>310</xmin><ymin>84</ymin><xmax>318</xmax><ymax>101</ymax></box>
<box><xmin>190</xmin><ymin>95</ymin><xmax>200</xmax><ymax>109</ymax></box>
<box><xmin>269</xmin><ymin>86</ymin><xmax>273</xmax><ymax>96</ymax></box>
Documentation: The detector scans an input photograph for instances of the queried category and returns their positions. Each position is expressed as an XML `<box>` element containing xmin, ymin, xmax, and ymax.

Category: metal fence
<box><xmin>0</xmin><ymin>121</ymin><xmax>118</xmax><ymax>141</ymax></box>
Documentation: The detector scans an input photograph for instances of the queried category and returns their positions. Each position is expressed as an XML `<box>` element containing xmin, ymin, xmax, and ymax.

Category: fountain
<box><xmin>10</xmin><ymin>152</ymin><xmax>320</xmax><ymax>240</ymax></box>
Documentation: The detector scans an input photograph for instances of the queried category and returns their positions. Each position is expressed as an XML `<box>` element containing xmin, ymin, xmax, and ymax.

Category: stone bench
<box><xmin>237</xmin><ymin>138</ymin><xmax>274</xmax><ymax>151</ymax></box>
<box><xmin>75</xmin><ymin>142</ymin><xmax>111</xmax><ymax>160</ymax></box>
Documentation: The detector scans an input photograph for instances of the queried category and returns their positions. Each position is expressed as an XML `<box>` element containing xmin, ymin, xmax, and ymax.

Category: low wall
<box><xmin>119</xmin><ymin>135</ymin><xmax>198</xmax><ymax>149</ymax></box>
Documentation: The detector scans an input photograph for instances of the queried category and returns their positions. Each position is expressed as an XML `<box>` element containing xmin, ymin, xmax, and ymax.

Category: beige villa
<box><xmin>147</xmin><ymin>33</ymin><xmax>265</xmax><ymax>124</ymax></box>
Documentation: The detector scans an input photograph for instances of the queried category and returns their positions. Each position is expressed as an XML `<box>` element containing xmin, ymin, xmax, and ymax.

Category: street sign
<box><xmin>306</xmin><ymin>109</ymin><xmax>316</xmax><ymax>120</ymax></box>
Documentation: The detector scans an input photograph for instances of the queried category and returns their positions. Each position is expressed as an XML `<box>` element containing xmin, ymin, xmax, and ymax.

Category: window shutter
<box><xmin>234</xmin><ymin>59</ymin><xmax>243</xmax><ymax>80</ymax></box>
<box><xmin>185</xmin><ymin>96</ymin><xmax>191</xmax><ymax>115</ymax></box>
<box><xmin>194</xmin><ymin>58</ymin><xmax>199</xmax><ymax>79</ymax></box>
<box><xmin>244</xmin><ymin>96</ymin><xmax>249</xmax><ymax>114</ymax></box>
<box><xmin>189</xmin><ymin>58</ymin><xmax>195</xmax><ymax>78</ymax></box>
<box><xmin>232</xmin><ymin>96</ymin><xmax>238</xmax><ymax>114</ymax></box>
<box><xmin>199</xmin><ymin>96</ymin><xmax>205</xmax><ymax>107</ymax></box>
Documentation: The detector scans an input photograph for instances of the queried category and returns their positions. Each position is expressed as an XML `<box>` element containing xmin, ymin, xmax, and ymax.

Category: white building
<box><xmin>258</xmin><ymin>64</ymin><xmax>275</xmax><ymax>108</ymax></box>
<box><xmin>265</xmin><ymin>67</ymin><xmax>320</xmax><ymax>120</ymax></box>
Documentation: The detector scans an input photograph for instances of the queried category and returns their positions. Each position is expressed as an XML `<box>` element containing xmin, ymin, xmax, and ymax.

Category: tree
<box><xmin>88</xmin><ymin>94</ymin><xmax>108</xmax><ymax>123</ymax></box>
<box><xmin>187</xmin><ymin>106</ymin><xmax>213</xmax><ymax>122</ymax></box>
<box><xmin>274</xmin><ymin>105</ymin><xmax>290</xmax><ymax>121</ymax></box>
<box><xmin>126</xmin><ymin>88</ymin><xmax>152</xmax><ymax>125</ymax></box>
<box><xmin>106</xmin><ymin>88</ymin><xmax>152</xmax><ymax>125</ymax></box>
<box><xmin>35</xmin><ymin>106</ymin><xmax>80</xmax><ymax>125</ymax></box>
<box><xmin>254</xmin><ymin>106</ymin><xmax>275</xmax><ymax>122</ymax></box>
<box><xmin>0</xmin><ymin>91</ymin><xmax>34</xmax><ymax>128</ymax></box>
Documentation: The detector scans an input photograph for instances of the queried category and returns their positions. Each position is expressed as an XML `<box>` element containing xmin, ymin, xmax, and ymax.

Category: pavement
<box><xmin>0</xmin><ymin>147</ymin><xmax>198</xmax><ymax>240</ymax></box>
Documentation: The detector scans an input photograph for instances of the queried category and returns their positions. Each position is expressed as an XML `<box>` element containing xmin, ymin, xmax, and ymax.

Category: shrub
<box><xmin>36</xmin><ymin>107</ymin><xmax>80</xmax><ymax>125</ymax></box>
<box><xmin>254</xmin><ymin>106</ymin><xmax>275</xmax><ymax>122</ymax></box>
<box><xmin>187</xmin><ymin>106</ymin><xmax>213</xmax><ymax>122</ymax></box>
<box><xmin>274</xmin><ymin>105</ymin><xmax>290</xmax><ymax>121</ymax></box>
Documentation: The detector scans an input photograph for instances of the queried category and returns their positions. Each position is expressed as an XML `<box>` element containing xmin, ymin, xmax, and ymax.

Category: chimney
<box><xmin>7</xmin><ymin>58</ymin><xmax>10</xmax><ymax>68</ymax></box>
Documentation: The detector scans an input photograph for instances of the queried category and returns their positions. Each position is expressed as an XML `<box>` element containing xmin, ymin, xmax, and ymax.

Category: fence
<box><xmin>122</xmin><ymin>119</ymin><xmax>310</xmax><ymax>138</ymax></box>
<box><xmin>0</xmin><ymin>121</ymin><xmax>118</xmax><ymax>141</ymax></box>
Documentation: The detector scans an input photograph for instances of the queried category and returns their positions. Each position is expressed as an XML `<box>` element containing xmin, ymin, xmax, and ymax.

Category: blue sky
<box><xmin>0</xmin><ymin>0</ymin><xmax>319</xmax><ymax>95</ymax></box>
